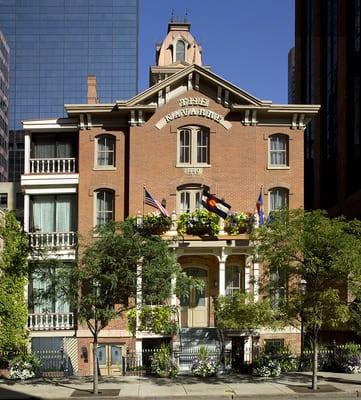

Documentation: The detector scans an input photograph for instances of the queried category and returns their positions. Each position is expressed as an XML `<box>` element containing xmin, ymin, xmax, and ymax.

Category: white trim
<box><xmin>267</xmin><ymin>134</ymin><xmax>289</xmax><ymax>168</ymax></box>
<box><xmin>21</xmin><ymin>174</ymin><xmax>79</xmax><ymax>187</ymax></box>
<box><xmin>24</xmin><ymin>187</ymin><xmax>77</xmax><ymax>195</ymax></box>
<box><xmin>24</xmin><ymin>133</ymin><xmax>30</xmax><ymax>174</ymax></box>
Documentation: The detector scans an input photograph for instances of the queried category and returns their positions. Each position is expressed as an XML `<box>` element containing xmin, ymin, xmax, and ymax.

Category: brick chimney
<box><xmin>87</xmin><ymin>75</ymin><xmax>99</xmax><ymax>103</ymax></box>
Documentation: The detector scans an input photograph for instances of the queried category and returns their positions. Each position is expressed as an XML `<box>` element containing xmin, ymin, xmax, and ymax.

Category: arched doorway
<box><xmin>180</xmin><ymin>267</ymin><xmax>208</xmax><ymax>327</ymax></box>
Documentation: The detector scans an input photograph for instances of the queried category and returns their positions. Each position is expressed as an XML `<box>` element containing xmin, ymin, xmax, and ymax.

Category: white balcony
<box><xmin>30</xmin><ymin>158</ymin><xmax>77</xmax><ymax>174</ymax></box>
<box><xmin>28</xmin><ymin>312</ymin><xmax>74</xmax><ymax>331</ymax></box>
<box><xmin>28</xmin><ymin>231</ymin><xmax>77</xmax><ymax>250</ymax></box>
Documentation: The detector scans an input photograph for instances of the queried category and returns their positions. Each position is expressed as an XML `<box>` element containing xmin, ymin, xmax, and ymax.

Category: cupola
<box><xmin>149</xmin><ymin>20</ymin><xmax>206</xmax><ymax>86</ymax></box>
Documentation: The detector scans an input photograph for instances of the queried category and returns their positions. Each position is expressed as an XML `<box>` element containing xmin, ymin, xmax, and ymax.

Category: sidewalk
<box><xmin>1</xmin><ymin>372</ymin><xmax>361</xmax><ymax>399</ymax></box>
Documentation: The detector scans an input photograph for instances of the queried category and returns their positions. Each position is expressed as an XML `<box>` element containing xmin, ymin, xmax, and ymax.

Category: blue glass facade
<box><xmin>0</xmin><ymin>31</ymin><xmax>9</xmax><ymax>181</ymax></box>
<box><xmin>0</xmin><ymin>0</ymin><xmax>138</xmax><ymax>181</ymax></box>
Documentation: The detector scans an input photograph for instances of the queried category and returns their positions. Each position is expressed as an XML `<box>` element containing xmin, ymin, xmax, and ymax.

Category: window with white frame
<box><xmin>269</xmin><ymin>187</ymin><xmax>289</xmax><ymax>212</ymax></box>
<box><xmin>178</xmin><ymin>126</ymin><xmax>210</xmax><ymax>166</ymax></box>
<box><xmin>269</xmin><ymin>134</ymin><xmax>289</xmax><ymax>167</ymax></box>
<box><xmin>225</xmin><ymin>265</ymin><xmax>242</xmax><ymax>296</ymax></box>
<box><xmin>178</xmin><ymin>187</ymin><xmax>203</xmax><ymax>214</ymax></box>
<box><xmin>95</xmin><ymin>189</ymin><xmax>114</xmax><ymax>226</ymax></box>
<box><xmin>175</xmin><ymin>40</ymin><xmax>185</xmax><ymax>62</ymax></box>
<box><xmin>96</xmin><ymin>135</ymin><xmax>115</xmax><ymax>167</ymax></box>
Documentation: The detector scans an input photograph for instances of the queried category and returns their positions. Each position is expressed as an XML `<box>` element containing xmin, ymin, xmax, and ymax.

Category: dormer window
<box><xmin>175</xmin><ymin>40</ymin><xmax>185</xmax><ymax>62</ymax></box>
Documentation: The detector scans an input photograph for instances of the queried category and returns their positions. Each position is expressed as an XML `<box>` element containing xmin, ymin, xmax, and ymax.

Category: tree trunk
<box><xmin>311</xmin><ymin>333</ymin><xmax>318</xmax><ymax>391</ymax></box>
<box><xmin>93</xmin><ymin>332</ymin><xmax>99</xmax><ymax>395</ymax></box>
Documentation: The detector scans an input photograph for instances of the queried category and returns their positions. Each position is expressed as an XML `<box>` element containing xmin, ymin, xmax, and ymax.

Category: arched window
<box><xmin>177</xmin><ymin>184</ymin><xmax>207</xmax><ymax>214</ymax></box>
<box><xmin>269</xmin><ymin>187</ymin><xmax>289</xmax><ymax>212</ymax></box>
<box><xmin>96</xmin><ymin>135</ymin><xmax>115</xmax><ymax>167</ymax></box>
<box><xmin>269</xmin><ymin>134</ymin><xmax>289</xmax><ymax>167</ymax></box>
<box><xmin>175</xmin><ymin>40</ymin><xmax>185</xmax><ymax>62</ymax></box>
<box><xmin>95</xmin><ymin>189</ymin><xmax>114</xmax><ymax>226</ymax></box>
<box><xmin>177</xmin><ymin>126</ymin><xmax>210</xmax><ymax>166</ymax></box>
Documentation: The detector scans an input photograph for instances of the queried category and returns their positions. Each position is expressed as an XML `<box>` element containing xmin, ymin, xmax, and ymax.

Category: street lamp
<box><xmin>299</xmin><ymin>279</ymin><xmax>307</xmax><ymax>359</ymax></box>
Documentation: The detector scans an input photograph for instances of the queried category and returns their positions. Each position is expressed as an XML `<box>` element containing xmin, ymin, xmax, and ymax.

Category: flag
<box><xmin>144</xmin><ymin>187</ymin><xmax>169</xmax><ymax>217</ymax></box>
<box><xmin>256</xmin><ymin>189</ymin><xmax>264</xmax><ymax>225</ymax></box>
<box><xmin>201</xmin><ymin>190</ymin><xmax>231</xmax><ymax>219</ymax></box>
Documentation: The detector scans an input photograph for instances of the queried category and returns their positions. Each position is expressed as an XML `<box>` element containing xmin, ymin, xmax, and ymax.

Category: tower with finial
<box><xmin>149</xmin><ymin>12</ymin><xmax>206</xmax><ymax>86</ymax></box>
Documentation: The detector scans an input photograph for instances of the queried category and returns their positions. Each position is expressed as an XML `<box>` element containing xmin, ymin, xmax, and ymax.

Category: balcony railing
<box><xmin>28</xmin><ymin>313</ymin><xmax>74</xmax><ymax>331</ymax></box>
<box><xmin>30</xmin><ymin>158</ymin><xmax>77</xmax><ymax>174</ymax></box>
<box><xmin>28</xmin><ymin>231</ymin><xmax>77</xmax><ymax>250</ymax></box>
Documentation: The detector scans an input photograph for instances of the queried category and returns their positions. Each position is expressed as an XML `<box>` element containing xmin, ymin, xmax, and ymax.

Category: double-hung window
<box><xmin>225</xmin><ymin>265</ymin><xmax>242</xmax><ymax>296</ymax></box>
<box><xmin>95</xmin><ymin>189</ymin><xmax>114</xmax><ymax>226</ymax></box>
<box><xmin>269</xmin><ymin>134</ymin><xmax>289</xmax><ymax>167</ymax></box>
<box><xmin>178</xmin><ymin>126</ymin><xmax>210</xmax><ymax>166</ymax></box>
<box><xmin>175</xmin><ymin>40</ymin><xmax>186</xmax><ymax>62</ymax></box>
<box><xmin>96</xmin><ymin>135</ymin><xmax>115</xmax><ymax>168</ymax></box>
<box><xmin>269</xmin><ymin>187</ymin><xmax>289</xmax><ymax>212</ymax></box>
<box><xmin>179</xmin><ymin>188</ymin><xmax>202</xmax><ymax>213</ymax></box>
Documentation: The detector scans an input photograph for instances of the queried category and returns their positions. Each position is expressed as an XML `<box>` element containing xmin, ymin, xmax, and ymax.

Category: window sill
<box><xmin>267</xmin><ymin>165</ymin><xmax>290</xmax><ymax>170</ymax></box>
<box><xmin>93</xmin><ymin>166</ymin><xmax>117</xmax><ymax>171</ymax></box>
<box><xmin>176</xmin><ymin>163</ymin><xmax>211</xmax><ymax>168</ymax></box>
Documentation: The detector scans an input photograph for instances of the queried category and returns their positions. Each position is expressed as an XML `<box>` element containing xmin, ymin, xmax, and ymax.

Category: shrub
<box><xmin>191</xmin><ymin>347</ymin><xmax>218</xmax><ymax>378</ymax></box>
<box><xmin>9</xmin><ymin>353</ymin><xmax>41</xmax><ymax>380</ymax></box>
<box><xmin>253</xmin><ymin>354</ymin><xmax>281</xmax><ymax>377</ymax></box>
<box><xmin>150</xmin><ymin>344</ymin><xmax>178</xmax><ymax>378</ymax></box>
<box><xmin>224</xmin><ymin>212</ymin><xmax>249</xmax><ymax>235</ymax></box>
<box><xmin>333</xmin><ymin>343</ymin><xmax>361</xmax><ymax>373</ymax></box>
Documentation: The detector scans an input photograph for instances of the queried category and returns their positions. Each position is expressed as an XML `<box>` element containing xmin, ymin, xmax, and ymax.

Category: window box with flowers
<box><xmin>225</xmin><ymin>212</ymin><xmax>254</xmax><ymax>235</ymax></box>
<box><xmin>177</xmin><ymin>209</ymin><xmax>220</xmax><ymax>236</ymax></box>
<box><xmin>142</xmin><ymin>213</ymin><xmax>172</xmax><ymax>235</ymax></box>
<box><xmin>129</xmin><ymin>213</ymin><xmax>172</xmax><ymax>236</ymax></box>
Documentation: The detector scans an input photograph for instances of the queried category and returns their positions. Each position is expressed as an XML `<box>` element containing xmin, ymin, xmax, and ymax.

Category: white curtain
<box><xmin>32</xmin><ymin>196</ymin><xmax>55</xmax><ymax>232</ymax></box>
<box><xmin>56</xmin><ymin>195</ymin><xmax>75</xmax><ymax>232</ymax></box>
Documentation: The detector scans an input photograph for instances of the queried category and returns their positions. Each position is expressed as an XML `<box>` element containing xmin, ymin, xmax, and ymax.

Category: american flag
<box><xmin>144</xmin><ymin>187</ymin><xmax>169</xmax><ymax>217</ymax></box>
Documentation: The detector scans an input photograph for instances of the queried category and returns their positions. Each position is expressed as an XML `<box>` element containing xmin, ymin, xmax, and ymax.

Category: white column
<box><xmin>136</xmin><ymin>260</ymin><xmax>142</xmax><ymax>332</ymax></box>
<box><xmin>244</xmin><ymin>256</ymin><xmax>251</xmax><ymax>295</ymax></box>
<box><xmin>218</xmin><ymin>254</ymin><xmax>226</xmax><ymax>296</ymax></box>
<box><xmin>24</xmin><ymin>132</ymin><xmax>30</xmax><ymax>174</ymax></box>
<box><xmin>24</xmin><ymin>194</ymin><xmax>30</xmax><ymax>232</ymax></box>
<box><xmin>244</xmin><ymin>336</ymin><xmax>251</xmax><ymax>363</ymax></box>
<box><xmin>253</xmin><ymin>262</ymin><xmax>260</xmax><ymax>302</ymax></box>
<box><xmin>171</xmin><ymin>275</ymin><xmax>177</xmax><ymax>306</ymax></box>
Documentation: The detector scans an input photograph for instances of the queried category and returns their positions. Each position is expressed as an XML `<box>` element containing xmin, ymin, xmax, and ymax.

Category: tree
<box><xmin>60</xmin><ymin>220</ymin><xmax>199</xmax><ymax>394</ymax></box>
<box><xmin>250</xmin><ymin>209</ymin><xmax>361</xmax><ymax>390</ymax></box>
<box><xmin>0</xmin><ymin>212</ymin><xmax>29</xmax><ymax>362</ymax></box>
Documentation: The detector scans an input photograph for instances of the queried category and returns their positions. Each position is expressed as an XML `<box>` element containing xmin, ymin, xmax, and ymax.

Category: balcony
<box><xmin>28</xmin><ymin>231</ymin><xmax>77</xmax><ymax>250</ymax></box>
<box><xmin>30</xmin><ymin>158</ymin><xmax>77</xmax><ymax>174</ymax></box>
<box><xmin>28</xmin><ymin>312</ymin><xmax>74</xmax><ymax>331</ymax></box>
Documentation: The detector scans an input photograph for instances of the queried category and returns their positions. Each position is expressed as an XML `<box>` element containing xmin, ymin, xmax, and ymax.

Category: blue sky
<box><xmin>139</xmin><ymin>0</ymin><xmax>295</xmax><ymax>104</ymax></box>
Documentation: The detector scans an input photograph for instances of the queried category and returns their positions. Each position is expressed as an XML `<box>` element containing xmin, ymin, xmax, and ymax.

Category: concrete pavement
<box><xmin>1</xmin><ymin>372</ymin><xmax>361</xmax><ymax>399</ymax></box>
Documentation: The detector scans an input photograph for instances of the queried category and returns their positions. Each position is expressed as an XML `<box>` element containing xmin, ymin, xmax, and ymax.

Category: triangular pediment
<box><xmin>116</xmin><ymin>64</ymin><xmax>268</xmax><ymax>110</ymax></box>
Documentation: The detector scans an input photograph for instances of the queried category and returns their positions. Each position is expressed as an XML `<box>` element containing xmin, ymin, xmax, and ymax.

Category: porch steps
<box><xmin>178</xmin><ymin>328</ymin><xmax>223</xmax><ymax>373</ymax></box>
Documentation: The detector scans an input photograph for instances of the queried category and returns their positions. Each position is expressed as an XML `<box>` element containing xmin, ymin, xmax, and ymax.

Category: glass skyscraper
<box><xmin>0</xmin><ymin>31</ymin><xmax>9</xmax><ymax>182</ymax></box>
<box><xmin>0</xmin><ymin>0</ymin><xmax>139</xmax><ymax>181</ymax></box>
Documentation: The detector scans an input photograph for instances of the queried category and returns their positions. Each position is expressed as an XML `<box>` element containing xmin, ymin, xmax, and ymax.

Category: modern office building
<box><xmin>21</xmin><ymin>21</ymin><xmax>319</xmax><ymax>376</ymax></box>
<box><xmin>0</xmin><ymin>0</ymin><xmax>139</xmax><ymax>181</ymax></box>
<box><xmin>295</xmin><ymin>0</ymin><xmax>361</xmax><ymax>217</ymax></box>
<box><xmin>0</xmin><ymin>31</ymin><xmax>9</xmax><ymax>182</ymax></box>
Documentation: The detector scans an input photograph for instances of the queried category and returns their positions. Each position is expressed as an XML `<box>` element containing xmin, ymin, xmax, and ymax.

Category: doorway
<box><xmin>97</xmin><ymin>344</ymin><xmax>123</xmax><ymax>376</ymax></box>
<box><xmin>181</xmin><ymin>267</ymin><xmax>208</xmax><ymax>327</ymax></box>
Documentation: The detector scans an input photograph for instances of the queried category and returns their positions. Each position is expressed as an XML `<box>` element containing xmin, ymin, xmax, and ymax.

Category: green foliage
<box><xmin>150</xmin><ymin>343</ymin><xmax>178</xmax><ymax>378</ymax></box>
<box><xmin>250</xmin><ymin>209</ymin><xmax>361</xmax><ymax>333</ymax></box>
<box><xmin>128</xmin><ymin>213</ymin><xmax>172</xmax><ymax>236</ymax></box>
<box><xmin>215</xmin><ymin>292</ymin><xmax>281</xmax><ymax>330</ymax></box>
<box><xmin>126</xmin><ymin>306</ymin><xmax>178</xmax><ymax>336</ymax></box>
<box><xmin>177</xmin><ymin>209</ymin><xmax>220</xmax><ymax>236</ymax></box>
<box><xmin>224</xmin><ymin>212</ymin><xmax>253</xmax><ymax>235</ymax></box>
<box><xmin>191</xmin><ymin>346</ymin><xmax>218</xmax><ymax>378</ymax></box>
<box><xmin>250</xmin><ymin>209</ymin><xmax>361</xmax><ymax>388</ymax></box>
<box><xmin>0</xmin><ymin>212</ymin><xmax>29</xmax><ymax>357</ymax></box>
<box><xmin>9</xmin><ymin>353</ymin><xmax>42</xmax><ymax>380</ymax></box>
<box><xmin>264</xmin><ymin>344</ymin><xmax>298</xmax><ymax>372</ymax></box>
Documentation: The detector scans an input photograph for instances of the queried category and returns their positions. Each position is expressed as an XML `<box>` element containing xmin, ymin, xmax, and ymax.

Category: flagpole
<box><xmin>142</xmin><ymin>185</ymin><xmax>145</xmax><ymax>216</ymax></box>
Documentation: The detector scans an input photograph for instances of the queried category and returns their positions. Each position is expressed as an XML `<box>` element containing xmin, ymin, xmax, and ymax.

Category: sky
<box><xmin>139</xmin><ymin>0</ymin><xmax>295</xmax><ymax>104</ymax></box>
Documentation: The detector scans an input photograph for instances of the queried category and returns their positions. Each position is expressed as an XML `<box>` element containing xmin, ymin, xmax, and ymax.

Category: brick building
<box><xmin>21</xmin><ymin>22</ymin><xmax>319</xmax><ymax>376</ymax></box>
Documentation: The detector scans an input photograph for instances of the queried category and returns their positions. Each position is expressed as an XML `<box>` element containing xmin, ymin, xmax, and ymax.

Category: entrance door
<box><xmin>97</xmin><ymin>344</ymin><xmax>122</xmax><ymax>376</ymax></box>
<box><xmin>181</xmin><ymin>267</ymin><xmax>208</xmax><ymax>327</ymax></box>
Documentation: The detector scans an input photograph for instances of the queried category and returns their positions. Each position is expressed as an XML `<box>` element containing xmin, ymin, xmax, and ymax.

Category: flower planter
<box><xmin>0</xmin><ymin>369</ymin><xmax>10</xmax><ymax>379</ymax></box>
